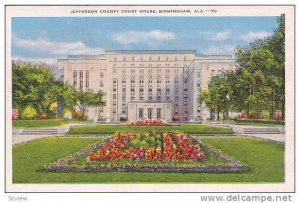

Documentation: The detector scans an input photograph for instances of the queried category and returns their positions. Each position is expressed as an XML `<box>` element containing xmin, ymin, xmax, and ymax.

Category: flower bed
<box><xmin>131</xmin><ymin>119</ymin><xmax>167</xmax><ymax>126</ymax></box>
<box><xmin>87</xmin><ymin>132</ymin><xmax>205</xmax><ymax>162</ymax></box>
<box><xmin>43</xmin><ymin>132</ymin><xmax>248</xmax><ymax>173</ymax></box>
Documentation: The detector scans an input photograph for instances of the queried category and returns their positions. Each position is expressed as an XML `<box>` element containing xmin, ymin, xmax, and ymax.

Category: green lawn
<box><xmin>67</xmin><ymin>124</ymin><xmax>233</xmax><ymax>136</ymax></box>
<box><xmin>13</xmin><ymin>120</ymin><xmax>67</xmax><ymax>128</ymax></box>
<box><xmin>227</xmin><ymin>119</ymin><xmax>285</xmax><ymax>126</ymax></box>
<box><xmin>12</xmin><ymin>137</ymin><xmax>284</xmax><ymax>183</ymax></box>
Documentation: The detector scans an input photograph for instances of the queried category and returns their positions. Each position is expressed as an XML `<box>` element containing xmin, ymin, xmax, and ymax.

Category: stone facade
<box><xmin>57</xmin><ymin>50</ymin><xmax>236</xmax><ymax>122</ymax></box>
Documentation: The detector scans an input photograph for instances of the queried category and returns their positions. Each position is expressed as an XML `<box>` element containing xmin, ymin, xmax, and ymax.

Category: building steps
<box><xmin>19</xmin><ymin>128</ymin><xmax>59</xmax><ymax>135</ymax></box>
<box><xmin>241</xmin><ymin>127</ymin><xmax>280</xmax><ymax>134</ymax></box>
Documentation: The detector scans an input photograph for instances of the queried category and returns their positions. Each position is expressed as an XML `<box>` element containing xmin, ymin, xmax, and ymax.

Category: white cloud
<box><xmin>14</xmin><ymin>37</ymin><xmax>104</xmax><ymax>55</ymax></box>
<box><xmin>238</xmin><ymin>31</ymin><xmax>271</xmax><ymax>42</ymax></box>
<box><xmin>199</xmin><ymin>30</ymin><xmax>231</xmax><ymax>41</ymax></box>
<box><xmin>202</xmin><ymin>44</ymin><xmax>235</xmax><ymax>55</ymax></box>
<box><xmin>112</xmin><ymin>30</ymin><xmax>175</xmax><ymax>45</ymax></box>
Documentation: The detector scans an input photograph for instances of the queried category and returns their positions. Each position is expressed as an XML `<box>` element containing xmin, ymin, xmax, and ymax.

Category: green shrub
<box><xmin>147</xmin><ymin>136</ymin><xmax>156</xmax><ymax>145</ymax></box>
<box><xmin>120</xmin><ymin>116</ymin><xmax>128</xmax><ymax>122</ymax></box>
<box><xmin>63</xmin><ymin>109</ymin><xmax>72</xmax><ymax>120</ymax></box>
<box><xmin>140</xmin><ymin>140</ymin><xmax>148</xmax><ymax>147</ymax></box>
<box><xmin>155</xmin><ymin>140</ymin><xmax>162</xmax><ymax>148</ymax></box>
<box><xmin>21</xmin><ymin>106</ymin><xmax>37</xmax><ymax>120</ymax></box>
<box><xmin>130</xmin><ymin>139</ymin><xmax>140</xmax><ymax>148</ymax></box>
<box><xmin>261</xmin><ymin>111</ymin><xmax>270</xmax><ymax>119</ymax></box>
<box><xmin>234</xmin><ymin>119</ymin><xmax>284</xmax><ymax>125</ymax></box>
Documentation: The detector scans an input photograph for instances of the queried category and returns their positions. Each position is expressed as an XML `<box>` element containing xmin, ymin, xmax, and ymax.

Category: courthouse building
<box><xmin>57</xmin><ymin>50</ymin><xmax>236</xmax><ymax>122</ymax></box>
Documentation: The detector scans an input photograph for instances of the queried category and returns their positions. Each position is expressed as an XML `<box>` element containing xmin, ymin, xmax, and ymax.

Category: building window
<box><xmin>141</xmin><ymin>57</ymin><xmax>143</xmax><ymax>61</ymax></box>
<box><xmin>148</xmin><ymin>89</ymin><xmax>152</xmax><ymax>95</ymax></box>
<box><xmin>113</xmin><ymin>94</ymin><xmax>117</xmax><ymax>99</ymax></box>
<box><xmin>131</xmin><ymin>69</ymin><xmax>135</xmax><ymax>74</ymax></box>
<box><xmin>85</xmin><ymin>81</ymin><xmax>89</xmax><ymax>88</ymax></box>
<box><xmin>158</xmin><ymin>56</ymin><xmax>160</xmax><ymax>61</ymax></box>
<box><xmin>157</xmin><ymin>88</ymin><xmax>161</xmax><ymax>96</ymax></box>
<box><xmin>166</xmin><ymin>89</ymin><xmax>170</xmax><ymax>96</ymax></box>
<box><xmin>139</xmin><ymin>88</ymin><xmax>144</xmax><ymax>95</ymax></box>
<box><xmin>100</xmin><ymin>72</ymin><xmax>104</xmax><ymax>77</ymax></box>
<box><xmin>184</xmin><ymin>56</ymin><xmax>187</xmax><ymax>61</ymax></box>
<box><xmin>73</xmin><ymin>70</ymin><xmax>77</xmax><ymax>78</ymax></box>
<box><xmin>139</xmin><ymin>108</ymin><xmax>143</xmax><ymax>119</ymax></box>
<box><xmin>79</xmin><ymin>70</ymin><xmax>83</xmax><ymax>78</ymax></box>
<box><xmin>113</xmin><ymin>68</ymin><xmax>117</xmax><ymax>73</ymax></box>
<box><xmin>122</xmin><ymin>69</ymin><xmax>126</xmax><ymax>74</ymax></box>
<box><xmin>140</xmin><ymin>69</ymin><xmax>144</xmax><ymax>74</ymax></box>
<box><xmin>148</xmin><ymin>108</ymin><xmax>153</xmax><ymax>119</ymax></box>
<box><xmin>113</xmin><ymin>85</ymin><xmax>117</xmax><ymax>91</ymax></box>
<box><xmin>149</xmin><ymin>57</ymin><xmax>151</xmax><ymax>61</ymax></box>
<box><xmin>73</xmin><ymin>81</ymin><xmax>77</xmax><ymax>88</ymax></box>
<box><xmin>148</xmin><ymin>96</ymin><xmax>152</xmax><ymax>101</ymax></box>
<box><xmin>131</xmin><ymin>89</ymin><xmax>135</xmax><ymax>95</ymax></box>
<box><xmin>157</xmin><ymin>108</ymin><xmax>162</xmax><ymax>119</ymax></box>
<box><xmin>175</xmin><ymin>57</ymin><xmax>177</xmax><ymax>61</ymax></box>
<box><xmin>100</xmin><ymin>81</ymin><xmax>104</xmax><ymax>87</ymax></box>
<box><xmin>114</xmin><ymin>57</ymin><xmax>117</xmax><ymax>61</ymax></box>
<box><xmin>123</xmin><ymin>57</ymin><xmax>126</xmax><ymax>61</ymax></box>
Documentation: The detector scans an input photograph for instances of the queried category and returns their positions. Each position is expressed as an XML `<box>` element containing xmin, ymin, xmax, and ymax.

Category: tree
<box><xmin>88</xmin><ymin>90</ymin><xmax>106</xmax><ymax>120</ymax></box>
<box><xmin>199</xmin><ymin>15</ymin><xmax>285</xmax><ymax>120</ymax></box>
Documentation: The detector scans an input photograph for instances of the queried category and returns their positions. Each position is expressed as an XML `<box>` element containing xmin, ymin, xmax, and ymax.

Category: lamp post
<box><xmin>226</xmin><ymin>94</ymin><xmax>230</xmax><ymax>120</ymax></box>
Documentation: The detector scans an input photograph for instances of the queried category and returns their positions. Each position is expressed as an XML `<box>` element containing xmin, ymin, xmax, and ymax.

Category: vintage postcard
<box><xmin>5</xmin><ymin>5</ymin><xmax>295</xmax><ymax>192</ymax></box>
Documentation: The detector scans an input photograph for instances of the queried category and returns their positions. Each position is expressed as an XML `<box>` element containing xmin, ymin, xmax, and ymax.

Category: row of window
<box><xmin>112</xmin><ymin>68</ymin><xmax>184</xmax><ymax>74</ymax></box>
<box><xmin>113</xmin><ymin>63</ymin><xmax>188</xmax><ymax>68</ymax></box>
<box><xmin>73</xmin><ymin>70</ymin><xmax>89</xmax><ymax>78</ymax></box>
<box><xmin>114</xmin><ymin>56</ymin><xmax>188</xmax><ymax>62</ymax></box>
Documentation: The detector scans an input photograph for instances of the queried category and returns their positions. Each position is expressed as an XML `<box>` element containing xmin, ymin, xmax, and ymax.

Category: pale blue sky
<box><xmin>12</xmin><ymin>16</ymin><xmax>279</xmax><ymax>65</ymax></box>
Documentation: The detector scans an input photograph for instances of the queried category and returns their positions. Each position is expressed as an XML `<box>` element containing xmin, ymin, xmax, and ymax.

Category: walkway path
<box><xmin>12</xmin><ymin>134</ymin><xmax>63</xmax><ymax>145</ymax></box>
<box><xmin>12</xmin><ymin>123</ymin><xmax>80</xmax><ymax>145</ymax></box>
<box><xmin>204</xmin><ymin>121</ymin><xmax>285</xmax><ymax>143</ymax></box>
